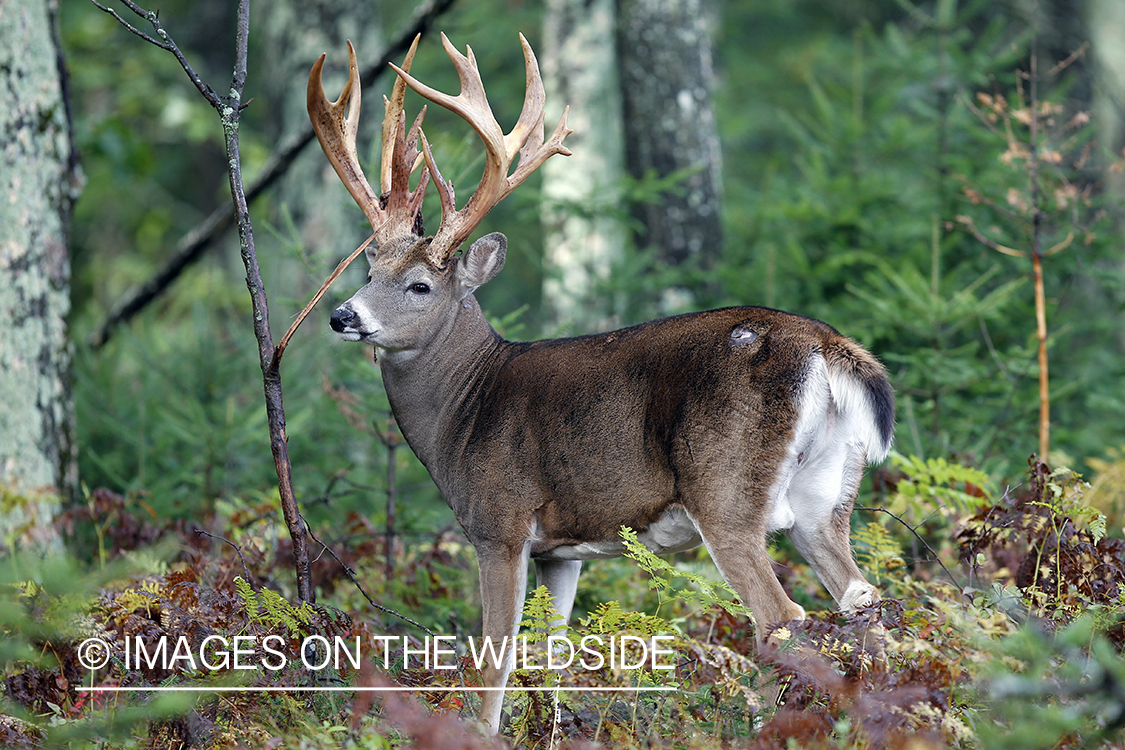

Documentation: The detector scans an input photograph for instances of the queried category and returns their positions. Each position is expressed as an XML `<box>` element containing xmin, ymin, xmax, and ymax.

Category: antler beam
<box><xmin>390</xmin><ymin>33</ymin><xmax>572</xmax><ymax>266</ymax></box>
<box><xmin>308</xmin><ymin>38</ymin><xmax>429</xmax><ymax>246</ymax></box>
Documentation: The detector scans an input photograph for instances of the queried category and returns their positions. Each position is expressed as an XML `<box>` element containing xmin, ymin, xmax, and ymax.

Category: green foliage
<box><xmin>974</xmin><ymin>617</ymin><xmax>1125</xmax><ymax>749</ymax></box>
<box><xmin>713</xmin><ymin>1</ymin><xmax>1125</xmax><ymax>477</ymax></box>
<box><xmin>960</xmin><ymin>460</ymin><xmax>1122</xmax><ymax>630</ymax></box>
<box><xmin>620</xmin><ymin>526</ymin><xmax>752</xmax><ymax>620</ymax></box>
<box><xmin>578</xmin><ymin>600</ymin><xmax>670</xmax><ymax>640</ymax></box>
<box><xmin>0</xmin><ymin>553</ymin><xmax>201</xmax><ymax>748</ymax></box>
<box><xmin>852</xmin><ymin>520</ymin><xmax>907</xmax><ymax>575</ymax></box>
<box><xmin>518</xmin><ymin>585</ymin><xmax>566</xmax><ymax>641</ymax></box>
<box><xmin>888</xmin><ymin>452</ymin><xmax>992</xmax><ymax>515</ymax></box>
<box><xmin>234</xmin><ymin>577</ymin><xmax>321</xmax><ymax>638</ymax></box>
<box><xmin>7</xmin><ymin>456</ymin><xmax>1125</xmax><ymax>748</ymax></box>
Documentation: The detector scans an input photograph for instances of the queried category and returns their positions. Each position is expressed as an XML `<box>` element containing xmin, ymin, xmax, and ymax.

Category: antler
<box><xmin>307</xmin><ymin>37</ymin><xmax>429</xmax><ymax>246</ymax></box>
<box><xmin>391</xmin><ymin>33</ymin><xmax>572</xmax><ymax>267</ymax></box>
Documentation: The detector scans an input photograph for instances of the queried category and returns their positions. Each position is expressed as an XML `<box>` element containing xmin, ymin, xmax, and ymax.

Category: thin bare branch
<box><xmin>89</xmin><ymin>0</ymin><xmax>459</xmax><ymax>348</ymax></box>
<box><xmin>88</xmin><ymin>0</ymin><xmax>170</xmax><ymax>49</ymax></box>
<box><xmin>1045</xmin><ymin>231</ymin><xmax>1073</xmax><ymax>256</ymax></box>
<box><xmin>1047</xmin><ymin>42</ymin><xmax>1089</xmax><ymax>77</ymax></box>
<box><xmin>90</xmin><ymin>0</ymin><xmax>221</xmax><ymax>108</ymax></box>
<box><xmin>194</xmin><ymin>527</ymin><xmax>256</xmax><ymax>587</ymax></box>
<box><xmin>304</xmin><ymin>523</ymin><xmax>437</xmax><ymax>638</ymax></box>
<box><xmin>272</xmin><ymin>231</ymin><xmax>378</xmax><ymax>368</ymax></box>
<box><xmin>856</xmin><ymin>505</ymin><xmax>968</xmax><ymax>599</ymax></box>
<box><xmin>955</xmin><ymin>215</ymin><xmax>1026</xmax><ymax>257</ymax></box>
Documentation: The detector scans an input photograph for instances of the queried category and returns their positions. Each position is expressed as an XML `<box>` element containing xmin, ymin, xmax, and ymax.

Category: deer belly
<box><xmin>535</xmin><ymin>506</ymin><xmax>703</xmax><ymax>561</ymax></box>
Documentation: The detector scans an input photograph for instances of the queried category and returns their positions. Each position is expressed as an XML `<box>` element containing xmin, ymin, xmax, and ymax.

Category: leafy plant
<box><xmin>620</xmin><ymin>526</ymin><xmax>752</xmax><ymax>620</ymax></box>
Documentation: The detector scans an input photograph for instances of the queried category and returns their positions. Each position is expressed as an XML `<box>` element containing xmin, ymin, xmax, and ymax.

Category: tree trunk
<box><xmin>0</xmin><ymin>0</ymin><xmax>80</xmax><ymax>552</ymax></box>
<box><xmin>541</xmin><ymin>0</ymin><xmax>627</xmax><ymax>330</ymax></box>
<box><xmin>1089</xmin><ymin>0</ymin><xmax>1125</xmax><ymax>168</ymax></box>
<box><xmin>1087</xmin><ymin>0</ymin><xmax>1125</xmax><ymax>355</ymax></box>
<box><xmin>616</xmin><ymin>0</ymin><xmax>723</xmax><ymax>271</ymax></box>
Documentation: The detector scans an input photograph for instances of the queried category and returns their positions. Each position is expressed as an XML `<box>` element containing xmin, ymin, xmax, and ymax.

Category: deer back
<box><xmin>420</xmin><ymin>307</ymin><xmax>892</xmax><ymax>549</ymax></box>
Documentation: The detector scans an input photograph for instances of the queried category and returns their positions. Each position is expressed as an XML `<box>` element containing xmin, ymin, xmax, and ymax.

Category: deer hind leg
<box><xmin>689</xmin><ymin>497</ymin><xmax>807</xmax><ymax>643</ymax></box>
<box><xmin>784</xmin><ymin>440</ymin><xmax>879</xmax><ymax>614</ymax></box>
<box><xmin>534</xmin><ymin>559</ymin><xmax>582</xmax><ymax>632</ymax></box>
<box><xmin>475</xmin><ymin>542</ymin><xmax>531</xmax><ymax>732</ymax></box>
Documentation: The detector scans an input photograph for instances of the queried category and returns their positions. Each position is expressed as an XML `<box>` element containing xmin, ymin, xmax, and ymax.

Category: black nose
<box><xmin>330</xmin><ymin>307</ymin><xmax>356</xmax><ymax>332</ymax></box>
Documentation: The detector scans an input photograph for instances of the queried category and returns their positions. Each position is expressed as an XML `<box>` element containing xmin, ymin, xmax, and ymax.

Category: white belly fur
<box><xmin>537</xmin><ymin>505</ymin><xmax>703</xmax><ymax>561</ymax></box>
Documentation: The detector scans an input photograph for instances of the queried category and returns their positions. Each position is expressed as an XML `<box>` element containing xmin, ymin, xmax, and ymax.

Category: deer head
<box><xmin>308</xmin><ymin>34</ymin><xmax>571</xmax><ymax>354</ymax></box>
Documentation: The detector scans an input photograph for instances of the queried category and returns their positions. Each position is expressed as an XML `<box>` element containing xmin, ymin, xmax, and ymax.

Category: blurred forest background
<box><xmin>59</xmin><ymin>0</ymin><xmax>1125</xmax><ymax>518</ymax></box>
<box><xmin>5</xmin><ymin>0</ymin><xmax>1125</xmax><ymax>746</ymax></box>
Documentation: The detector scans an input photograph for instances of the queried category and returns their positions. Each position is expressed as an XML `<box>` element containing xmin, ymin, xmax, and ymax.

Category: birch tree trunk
<box><xmin>616</xmin><ymin>0</ymin><xmax>722</xmax><ymax>270</ymax></box>
<box><xmin>1089</xmin><ymin>0</ymin><xmax>1125</xmax><ymax>171</ymax></box>
<box><xmin>0</xmin><ymin>0</ymin><xmax>80</xmax><ymax>552</ymax></box>
<box><xmin>541</xmin><ymin>0</ymin><xmax>626</xmax><ymax>330</ymax></box>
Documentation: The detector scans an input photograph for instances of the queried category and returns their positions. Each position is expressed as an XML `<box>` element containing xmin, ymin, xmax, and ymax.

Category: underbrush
<box><xmin>3</xmin><ymin>455</ymin><xmax>1125</xmax><ymax>748</ymax></box>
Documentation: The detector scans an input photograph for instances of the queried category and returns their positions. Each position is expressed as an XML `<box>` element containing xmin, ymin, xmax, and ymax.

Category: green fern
<box><xmin>853</xmin><ymin>520</ymin><xmax>905</xmax><ymax>573</ymax></box>
<box><xmin>579</xmin><ymin>600</ymin><xmax>670</xmax><ymax>637</ymax></box>
<box><xmin>520</xmin><ymin>585</ymin><xmax>566</xmax><ymax>642</ymax></box>
<box><xmin>234</xmin><ymin>576</ymin><xmax>258</xmax><ymax>618</ymax></box>
<box><xmin>620</xmin><ymin>527</ymin><xmax>752</xmax><ymax>618</ymax></box>
<box><xmin>890</xmin><ymin>453</ymin><xmax>992</xmax><ymax>515</ymax></box>
<box><xmin>1036</xmin><ymin>466</ymin><xmax>1106</xmax><ymax>545</ymax></box>
<box><xmin>233</xmin><ymin>577</ymin><xmax>314</xmax><ymax>637</ymax></box>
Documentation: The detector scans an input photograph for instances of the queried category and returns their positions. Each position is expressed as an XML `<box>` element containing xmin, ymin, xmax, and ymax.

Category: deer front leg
<box><xmin>476</xmin><ymin>542</ymin><xmax>530</xmax><ymax>732</ymax></box>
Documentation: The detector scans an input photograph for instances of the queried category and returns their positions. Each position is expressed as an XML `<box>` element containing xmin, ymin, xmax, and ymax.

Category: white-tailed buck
<box><xmin>309</xmin><ymin>34</ymin><xmax>894</xmax><ymax>731</ymax></box>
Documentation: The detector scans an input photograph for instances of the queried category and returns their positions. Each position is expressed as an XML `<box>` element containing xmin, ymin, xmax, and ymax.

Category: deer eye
<box><xmin>409</xmin><ymin>282</ymin><xmax>431</xmax><ymax>295</ymax></box>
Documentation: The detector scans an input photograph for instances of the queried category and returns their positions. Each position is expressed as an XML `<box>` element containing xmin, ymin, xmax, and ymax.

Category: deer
<box><xmin>308</xmin><ymin>33</ymin><xmax>895</xmax><ymax>732</ymax></box>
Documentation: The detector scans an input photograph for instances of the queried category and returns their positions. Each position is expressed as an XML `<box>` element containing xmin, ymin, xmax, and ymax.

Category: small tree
<box><xmin>958</xmin><ymin>41</ymin><xmax>1105</xmax><ymax>462</ymax></box>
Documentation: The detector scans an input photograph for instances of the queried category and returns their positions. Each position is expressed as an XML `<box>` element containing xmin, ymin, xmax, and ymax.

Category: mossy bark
<box><xmin>0</xmin><ymin>0</ymin><xmax>79</xmax><ymax>551</ymax></box>
<box><xmin>616</xmin><ymin>0</ymin><xmax>723</xmax><ymax>268</ymax></box>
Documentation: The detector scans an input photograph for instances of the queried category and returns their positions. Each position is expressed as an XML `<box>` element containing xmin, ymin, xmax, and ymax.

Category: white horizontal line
<box><xmin>78</xmin><ymin>686</ymin><xmax>675</xmax><ymax>693</ymax></box>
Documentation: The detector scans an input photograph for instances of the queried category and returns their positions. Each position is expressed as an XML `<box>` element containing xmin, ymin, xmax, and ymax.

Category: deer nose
<box><xmin>330</xmin><ymin>307</ymin><xmax>356</xmax><ymax>332</ymax></box>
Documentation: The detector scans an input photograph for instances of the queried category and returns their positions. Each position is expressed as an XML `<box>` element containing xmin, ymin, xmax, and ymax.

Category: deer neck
<box><xmin>376</xmin><ymin>295</ymin><xmax>504</xmax><ymax>475</ymax></box>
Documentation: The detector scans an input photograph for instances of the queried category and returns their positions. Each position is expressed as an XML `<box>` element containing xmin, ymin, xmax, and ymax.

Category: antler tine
<box><xmin>386</xmin><ymin>108</ymin><xmax>429</xmax><ymax>237</ymax></box>
<box><xmin>309</xmin><ymin>40</ymin><xmax>428</xmax><ymax>247</ymax></box>
<box><xmin>381</xmin><ymin>34</ymin><xmax>429</xmax><ymax>236</ymax></box>
<box><xmin>308</xmin><ymin>42</ymin><xmax>384</xmax><ymax>232</ymax></box>
<box><xmin>381</xmin><ymin>35</ymin><xmax>422</xmax><ymax>197</ymax></box>
<box><xmin>390</xmin><ymin>33</ymin><xmax>572</xmax><ymax>266</ymax></box>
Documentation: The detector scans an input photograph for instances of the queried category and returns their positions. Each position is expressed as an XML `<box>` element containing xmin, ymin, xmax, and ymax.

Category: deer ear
<box><xmin>457</xmin><ymin>232</ymin><xmax>507</xmax><ymax>298</ymax></box>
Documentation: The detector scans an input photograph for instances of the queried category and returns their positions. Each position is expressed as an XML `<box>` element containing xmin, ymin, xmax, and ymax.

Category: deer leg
<box><xmin>784</xmin><ymin>443</ymin><xmax>885</xmax><ymax>658</ymax></box>
<box><xmin>691</xmin><ymin>508</ymin><xmax>807</xmax><ymax>642</ymax></box>
<box><xmin>476</xmin><ymin>541</ymin><xmax>530</xmax><ymax>732</ymax></box>
<box><xmin>784</xmin><ymin>443</ymin><xmax>878</xmax><ymax>613</ymax></box>
<box><xmin>534</xmin><ymin>559</ymin><xmax>581</xmax><ymax>659</ymax></box>
<box><xmin>534</xmin><ymin>559</ymin><xmax>582</xmax><ymax>631</ymax></box>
